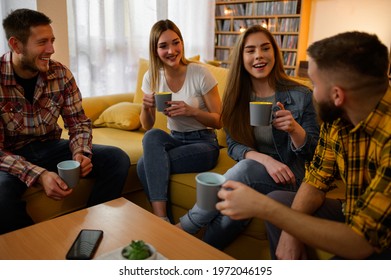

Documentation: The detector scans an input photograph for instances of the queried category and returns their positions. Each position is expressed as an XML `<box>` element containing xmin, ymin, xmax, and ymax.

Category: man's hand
<box><xmin>37</xmin><ymin>171</ymin><xmax>73</xmax><ymax>200</ymax></box>
<box><xmin>216</xmin><ymin>180</ymin><xmax>264</xmax><ymax>220</ymax></box>
<box><xmin>74</xmin><ymin>153</ymin><xmax>93</xmax><ymax>177</ymax></box>
<box><xmin>275</xmin><ymin>231</ymin><xmax>308</xmax><ymax>260</ymax></box>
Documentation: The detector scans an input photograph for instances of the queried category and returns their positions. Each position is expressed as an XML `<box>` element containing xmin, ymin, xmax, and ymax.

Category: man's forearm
<box><xmin>290</xmin><ymin>182</ymin><xmax>326</xmax><ymax>213</ymax></box>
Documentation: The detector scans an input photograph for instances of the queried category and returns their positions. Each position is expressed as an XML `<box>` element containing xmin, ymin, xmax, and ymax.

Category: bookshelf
<box><xmin>214</xmin><ymin>0</ymin><xmax>311</xmax><ymax>76</ymax></box>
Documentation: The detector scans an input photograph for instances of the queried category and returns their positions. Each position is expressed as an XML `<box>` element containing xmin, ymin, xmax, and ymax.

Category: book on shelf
<box><xmin>278</xmin><ymin>18</ymin><xmax>300</xmax><ymax>32</ymax></box>
<box><xmin>255</xmin><ymin>0</ymin><xmax>299</xmax><ymax>15</ymax></box>
<box><xmin>281</xmin><ymin>35</ymin><xmax>298</xmax><ymax>49</ymax></box>
<box><xmin>216</xmin><ymin>4</ymin><xmax>246</xmax><ymax>17</ymax></box>
<box><xmin>283</xmin><ymin>51</ymin><xmax>297</xmax><ymax>66</ymax></box>
<box><xmin>214</xmin><ymin>0</ymin><xmax>308</xmax><ymax>76</ymax></box>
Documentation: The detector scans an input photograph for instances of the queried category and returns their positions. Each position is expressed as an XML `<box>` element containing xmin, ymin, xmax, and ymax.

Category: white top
<box><xmin>141</xmin><ymin>62</ymin><xmax>218</xmax><ymax>132</ymax></box>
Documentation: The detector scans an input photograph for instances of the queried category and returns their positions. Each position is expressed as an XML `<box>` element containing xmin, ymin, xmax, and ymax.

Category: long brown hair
<box><xmin>221</xmin><ymin>25</ymin><xmax>301</xmax><ymax>148</ymax></box>
<box><xmin>148</xmin><ymin>19</ymin><xmax>190</xmax><ymax>92</ymax></box>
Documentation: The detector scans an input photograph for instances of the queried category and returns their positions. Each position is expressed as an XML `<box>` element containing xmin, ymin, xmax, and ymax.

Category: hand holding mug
<box><xmin>142</xmin><ymin>93</ymin><xmax>156</xmax><ymax>110</ymax></box>
<box><xmin>272</xmin><ymin>102</ymin><xmax>299</xmax><ymax>134</ymax></box>
<box><xmin>154</xmin><ymin>92</ymin><xmax>172</xmax><ymax>112</ymax></box>
<box><xmin>57</xmin><ymin>160</ymin><xmax>81</xmax><ymax>189</ymax></box>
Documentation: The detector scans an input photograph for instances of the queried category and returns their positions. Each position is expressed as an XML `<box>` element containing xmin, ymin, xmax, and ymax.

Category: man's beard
<box><xmin>20</xmin><ymin>56</ymin><xmax>39</xmax><ymax>74</ymax></box>
<box><xmin>315</xmin><ymin>100</ymin><xmax>345</xmax><ymax>124</ymax></box>
<box><xmin>20</xmin><ymin>48</ymin><xmax>41</xmax><ymax>75</ymax></box>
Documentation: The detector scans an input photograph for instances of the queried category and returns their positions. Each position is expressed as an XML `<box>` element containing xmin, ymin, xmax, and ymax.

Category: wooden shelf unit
<box><xmin>214</xmin><ymin>0</ymin><xmax>311</xmax><ymax>76</ymax></box>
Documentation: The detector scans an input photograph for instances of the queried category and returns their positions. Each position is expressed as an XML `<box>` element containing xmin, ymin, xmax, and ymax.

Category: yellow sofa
<box><xmin>21</xmin><ymin>58</ymin><xmax>344</xmax><ymax>259</ymax></box>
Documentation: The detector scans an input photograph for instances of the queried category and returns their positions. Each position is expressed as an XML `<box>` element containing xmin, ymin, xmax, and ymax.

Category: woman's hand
<box><xmin>272</xmin><ymin>102</ymin><xmax>306</xmax><ymax>149</ymax></box>
<box><xmin>272</xmin><ymin>102</ymin><xmax>299</xmax><ymax>134</ymax></box>
<box><xmin>263</xmin><ymin>155</ymin><xmax>296</xmax><ymax>185</ymax></box>
<box><xmin>246</xmin><ymin>151</ymin><xmax>296</xmax><ymax>185</ymax></box>
<box><xmin>164</xmin><ymin>100</ymin><xmax>196</xmax><ymax>117</ymax></box>
<box><xmin>140</xmin><ymin>93</ymin><xmax>157</xmax><ymax>130</ymax></box>
<box><xmin>142</xmin><ymin>93</ymin><xmax>156</xmax><ymax>110</ymax></box>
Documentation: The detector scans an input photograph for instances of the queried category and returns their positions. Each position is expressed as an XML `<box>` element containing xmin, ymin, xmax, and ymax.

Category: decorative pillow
<box><xmin>93</xmin><ymin>102</ymin><xmax>142</xmax><ymax>131</ymax></box>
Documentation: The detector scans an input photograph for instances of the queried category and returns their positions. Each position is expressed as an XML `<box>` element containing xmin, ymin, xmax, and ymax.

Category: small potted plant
<box><xmin>121</xmin><ymin>240</ymin><xmax>157</xmax><ymax>260</ymax></box>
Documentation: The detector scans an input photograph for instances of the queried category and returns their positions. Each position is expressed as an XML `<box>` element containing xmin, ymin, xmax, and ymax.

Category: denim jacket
<box><xmin>226</xmin><ymin>86</ymin><xmax>320</xmax><ymax>184</ymax></box>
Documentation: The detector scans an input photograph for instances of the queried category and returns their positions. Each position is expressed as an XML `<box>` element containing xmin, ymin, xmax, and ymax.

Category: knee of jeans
<box><xmin>114</xmin><ymin>147</ymin><xmax>131</xmax><ymax>167</ymax></box>
<box><xmin>105</xmin><ymin>147</ymin><xmax>130</xmax><ymax>171</ymax></box>
<box><xmin>224</xmin><ymin>159</ymin><xmax>266</xmax><ymax>181</ymax></box>
<box><xmin>142</xmin><ymin>128</ymin><xmax>166</xmax><ymax>146</ymax></box>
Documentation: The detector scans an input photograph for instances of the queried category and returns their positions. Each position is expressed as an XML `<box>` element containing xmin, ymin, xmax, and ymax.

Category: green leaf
<box><xmin>121</xmin><ymin>240</ymin><xmax>151</xmax><ymax>260</ymax></box>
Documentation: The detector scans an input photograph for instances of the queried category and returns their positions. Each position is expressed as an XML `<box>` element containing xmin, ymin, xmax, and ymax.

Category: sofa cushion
<box><xmin>93</xmin><ymin>102</ymin><xmax>142</xmax><ymax>131</ymax></box>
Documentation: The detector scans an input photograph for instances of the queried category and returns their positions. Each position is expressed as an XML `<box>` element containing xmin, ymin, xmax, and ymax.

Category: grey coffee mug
<box><xmin>250</xmin><ymin>101</ymin><xmax>273</xmax><ymax>126</ymax></box>
<box><xmin>57</xmin><ymin>160</ymin><xmax>81</xmax><ymax>189</ymax></box>
<box><xmin>196</xmin><ymin>172</ymin><xmax>226</xmax><ymax>211</ymax></box>
<box><xmin>155</xmin><ymin>92</ymin><xmax>172</xmax><ymax>112</ymax></box>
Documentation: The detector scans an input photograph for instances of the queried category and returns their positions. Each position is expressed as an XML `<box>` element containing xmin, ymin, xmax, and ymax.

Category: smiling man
<box><xmin>0</xmin><ymin>9</ymin><xmax>130</xmax><ymax>234</ymax></box>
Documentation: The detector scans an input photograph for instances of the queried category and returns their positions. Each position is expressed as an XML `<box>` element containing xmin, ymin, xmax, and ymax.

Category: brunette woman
<box><xmin>179</xmin><ymin>26</ymin><xmax>319</xmax><ymax>249</ymax></box>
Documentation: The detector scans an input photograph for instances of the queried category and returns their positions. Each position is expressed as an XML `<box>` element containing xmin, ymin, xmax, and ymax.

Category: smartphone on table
<box><xmin>66</xmin><ymin>229</ymin><xmax>103</xmax><ymax>260</ymax></box>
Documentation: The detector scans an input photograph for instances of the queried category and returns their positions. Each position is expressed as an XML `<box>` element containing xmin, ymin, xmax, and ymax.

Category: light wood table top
<box><xmin>0</xmin><ymin>197</ymin><xmax>234</xmax><ymax>260</ymax></box>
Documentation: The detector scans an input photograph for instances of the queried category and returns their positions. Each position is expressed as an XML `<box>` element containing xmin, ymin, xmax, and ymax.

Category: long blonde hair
<box><xmin>221</xmin><ymin>25</ymin><xmax>302</xmax><ymax>148</ymax></box>
<box><xmin>148</xmin><ymin>19</ymin><xmax>190</xmax><ymax>92</ymax></box>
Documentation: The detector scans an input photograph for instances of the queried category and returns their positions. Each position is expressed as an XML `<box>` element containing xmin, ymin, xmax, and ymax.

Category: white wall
<box><xmin>308</xmin><ymin>0</ymin><xmax>391</xmax><ymax>50</ymax></box>
<box><xmin>37</xmin><ymin>0</ymin><xmax>69</xmax><ymax>66</ymax></box>
<box><xmin>38</xmin><ymin>0</ymin><xmax>391</xmax><ymax>67</ymax></box>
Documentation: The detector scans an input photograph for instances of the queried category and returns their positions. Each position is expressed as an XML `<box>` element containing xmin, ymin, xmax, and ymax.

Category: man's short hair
<box><xmin>307</xmin><ymin>31</ymin><xmax>389</xmax><ymax>80</ymax></box>
<box><xmin>2</xmin><ymin>8</ymin><xmax>52</xmax><ymax>44</ymax></box>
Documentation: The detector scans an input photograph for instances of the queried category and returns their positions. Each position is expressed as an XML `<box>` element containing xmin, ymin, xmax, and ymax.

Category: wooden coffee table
<box><xmin>0</xmin><ymin>197</ymin><xmax>234</xmax><ymax>260</ymax></box>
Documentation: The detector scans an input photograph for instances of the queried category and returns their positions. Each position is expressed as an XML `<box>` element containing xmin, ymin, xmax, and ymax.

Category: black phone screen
<box><xmin>66</xmin><ymin>229</ymin><xmax>103</xmax><ymax>260</ymax></box>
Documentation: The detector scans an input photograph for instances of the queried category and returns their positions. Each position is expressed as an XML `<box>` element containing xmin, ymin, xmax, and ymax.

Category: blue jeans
<box><xmin>180</xmin><ymin>159</ymin><xmax>300</xmax><ymax>248</ymax></box>
<box><xmin>137</xmin><ymin>128</ymin><xmax>219</xmax><ymax>202</ymax></box>
<box><xmin>0</xmin><ymin>139</ymin><xmax>130</xmax><ymax>234</ymax></box>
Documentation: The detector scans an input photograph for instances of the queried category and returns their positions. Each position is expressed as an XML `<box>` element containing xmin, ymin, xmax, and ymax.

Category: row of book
<box><xmin>249</xmin><ymin>1</ymin><xmax>299</xmax><ymax>15</ymax></box>
<box><xmin>216</xmin><ymin>34</ymin><xmax>298</xmax><ymax>49</ymax></box>
<box><xmin>216</xmin><ymin>1</ymin><xmax>299</xmax><ymax>17</ymax></box>
<box><xmin>282</xmin><ymin>51</ymin><xmax>297</xmax><ymax>66</ymax></box>
<box><xmin>215</xmin><ymin>4</ymin><xmax>245</xmax><ymax>17</ymax></box>
<box><xmin>215</xmin><ymin>49</ymin><xmax>230</xmax><ymax>61</ymax></box>
<box><xmin>216</xmin><ymin>34</ymin><xmax>239</xmax><ymax>48</ymax></box>
<box><xmin>274</xmin><ymin>35</ymin><xmax>298</xmax><ymax>49</ymax></box>
<box><xmin>216</xmin><ymin>18</ymin><xmax>300</xmax><ymax>32</ymax></box>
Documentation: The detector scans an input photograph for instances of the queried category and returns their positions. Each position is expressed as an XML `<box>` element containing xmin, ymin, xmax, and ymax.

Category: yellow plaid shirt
<box><xmin>0</xmin><ymin>52</ymin><xmax>92</xmax><ymax>187</ymax></box>
<box><xmin>304</xmin><ymin>86</ymin><xmax>391</xmax><ymax>251</ymax></box>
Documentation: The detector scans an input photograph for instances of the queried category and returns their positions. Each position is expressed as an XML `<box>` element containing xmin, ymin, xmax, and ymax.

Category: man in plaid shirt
<box><xmin>216</xmin><ymin>31</ymin><xmax>391</xmax><ymax>259</ymax></box>
<box><xmin>0</xmin><ymin>9</ymin><xmax>130</xmax><ymax>234</ymax></box>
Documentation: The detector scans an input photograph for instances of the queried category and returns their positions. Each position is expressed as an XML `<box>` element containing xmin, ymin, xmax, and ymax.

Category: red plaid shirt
<box><xmin>0</xmin><ymin>52</ymin><xmax>92</xmax><ymax>187</ymax></box>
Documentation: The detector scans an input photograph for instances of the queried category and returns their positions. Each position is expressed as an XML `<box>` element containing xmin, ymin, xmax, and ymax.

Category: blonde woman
<box><xmin>137</xmin><ymin>20</ymin><xmax>222</xmax><ymax>222</ymax></box>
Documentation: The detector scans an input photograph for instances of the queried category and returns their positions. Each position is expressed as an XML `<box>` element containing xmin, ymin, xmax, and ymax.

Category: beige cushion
<box><xmin>93</xmin><ymin>102</ymin><xmax>142</xmax><ymax>131</ymax></box>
